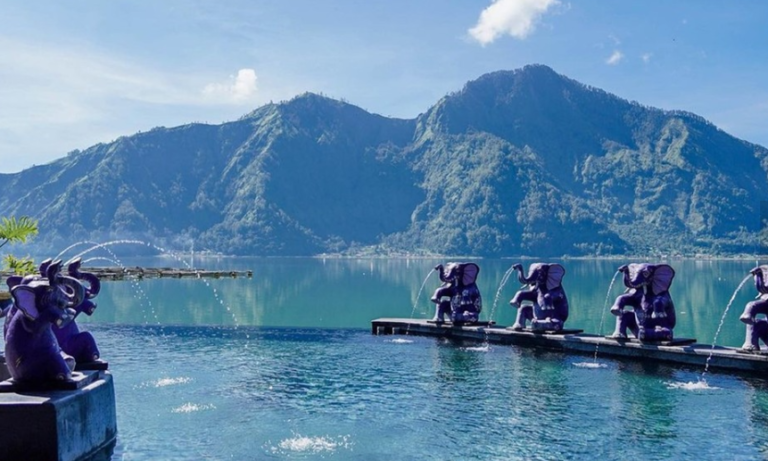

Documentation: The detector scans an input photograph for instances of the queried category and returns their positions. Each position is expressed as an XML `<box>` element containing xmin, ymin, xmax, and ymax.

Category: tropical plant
<box><xmin>0</xmin><ymin>216</ymin><xmax>39</xmax><ymax>275</ymax></box>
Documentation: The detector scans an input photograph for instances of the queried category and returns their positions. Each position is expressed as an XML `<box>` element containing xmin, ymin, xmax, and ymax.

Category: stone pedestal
<box><xmin>0</xmin><ymin>371</ymin><xmax>117</xmax><ymax>461</ymax></box>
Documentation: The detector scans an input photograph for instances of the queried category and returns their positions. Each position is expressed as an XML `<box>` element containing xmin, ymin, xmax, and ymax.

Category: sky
<box><xmin>0</xmin><ymin>0</ymin><xmax>767</xmax><ymax>174</ymax></box>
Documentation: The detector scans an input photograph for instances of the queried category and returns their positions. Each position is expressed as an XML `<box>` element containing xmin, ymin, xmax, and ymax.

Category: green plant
<box><xmin>0</xmin><ymin>216</ymin><xmax>39</xmax><ymax>275</ymax></box>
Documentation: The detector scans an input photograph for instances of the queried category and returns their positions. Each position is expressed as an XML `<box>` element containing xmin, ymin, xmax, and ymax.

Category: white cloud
<box><xmin>469</xmin><ymin>0</ymin><xmax>560</xmax><ymax>45</ymax></box>
<box><xmin>606</xmin><ymin>50</ymin><xmax>624</xmax><ymax>65</ymax></box>
<box><xmin>641</xmin><ymin>52</ymin><xmax>653</xmax><ymax>63</ymax></box>
<box><xmin>202</xmin><ymin>69</ymin><xmax>259</xmax><ymax>104</ymax></box>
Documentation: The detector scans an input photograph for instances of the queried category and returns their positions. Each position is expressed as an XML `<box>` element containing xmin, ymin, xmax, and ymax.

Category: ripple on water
<box><xmin>666</xmin><ymin>380</ymin><xmax>720</xmax><ymax>391</ymax></box>
<box><xmin>135</xmin><ymin>377</ymin><xmax>193</xmax><ymax>389</ymax></box>
<box><xmin>268</xmin><ymin>434</ymin><xmax>352</xmax><ymax>455</ymax></box>
<box><xmin>171</xmin><ymin>403</ymin><xmax>216</xmax><ymax>413</ymax></box>
<box><xmin>573</xmin><ymin>362</ymin><xmax>607</xmax><ymax>369</ymax></box>
<box><xmin>462</xmin><ymin>345</ymin><xmax>491</xmax><ymax>352</ymax></box>
<box><xmin>389</xmin><ymin>338</ymin><xmax>413</xmax><ymax>344</ymax></box>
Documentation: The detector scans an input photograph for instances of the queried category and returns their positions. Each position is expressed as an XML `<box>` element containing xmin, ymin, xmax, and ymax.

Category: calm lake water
<box><xmin>4</xmin><ymin>256</ymin><xmax>768</xmax><ymax>460</ymax></box>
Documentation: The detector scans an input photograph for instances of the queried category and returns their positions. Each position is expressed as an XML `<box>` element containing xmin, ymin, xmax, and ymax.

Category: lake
<box><xmin>4</xmin><ymin>256</ymin><xmax>768</xmax><ymax>460</ymax></box>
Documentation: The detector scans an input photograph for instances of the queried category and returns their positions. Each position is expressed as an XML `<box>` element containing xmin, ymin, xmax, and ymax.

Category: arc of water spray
<box><xmin>405</xmin><ymin>268</ymin><xmax>437</xmax><ymax>335</ymax></box>
<box><xmin>700</xmin><ymin>273</ymin><xmax>753</xmax><ymax>382</ymax></box>
<box><xmin>62</xmin><ymin>239</ymin><xmax>249</xmax><ymax>340</ymax></box>
<box><xmin>78</xmin><ymin>248</ymin><xmax>166</xmax><ymax>333</ymax></box>
<box><xmin>592</xmin><ymin>270</ymin><xmax>621</xmax><ymax>364</ymax></box>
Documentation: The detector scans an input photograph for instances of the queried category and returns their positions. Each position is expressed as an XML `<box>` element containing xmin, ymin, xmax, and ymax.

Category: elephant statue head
<box><xmin>513</xmin><ymin>263</ymin><xmax>565</xmax><ymax>291</ymax></box>
<box><xmin>5</xmin><ymin>260</ymin><xmax>86</xmax><ymax>382</ymax></box>
<box><xmin>66</xmin><ymin>258</ymin><xmax>101</xmax><ymax>315</ymax></box>
<box><xmin>619</xmin><ymin>263</ymin><xmax>675</xmax><ymax>295</ymax></box>
<box><xmin>50</xmin><ymin>258</ymin><xmax>103</xmax><ymax>363</ymax></box>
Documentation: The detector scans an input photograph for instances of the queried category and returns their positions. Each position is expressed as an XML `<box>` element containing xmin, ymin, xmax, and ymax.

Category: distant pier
<box><xmin>0</xmin><ymin>267</ymin><xmax>253</xmax><ymax>281</ymax></box>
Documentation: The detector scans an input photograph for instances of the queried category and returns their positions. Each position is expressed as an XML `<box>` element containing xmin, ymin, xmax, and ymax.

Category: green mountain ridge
<box><xmin>1</xmin><ymin>64</ymin><xmax>766</xmax><ymax>257</ymax></box>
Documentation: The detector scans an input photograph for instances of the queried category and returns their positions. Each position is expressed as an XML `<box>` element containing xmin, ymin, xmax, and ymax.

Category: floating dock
<box><xmin>371</xmin><ymin>318</ymin><xmax>768</xmax><ymax>374</ymax></box>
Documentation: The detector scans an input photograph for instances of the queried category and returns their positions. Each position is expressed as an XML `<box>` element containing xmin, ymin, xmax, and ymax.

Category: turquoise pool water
<box><xmin>5</xmin><ymin>257</ymin><xmax>768</xmax><ymax>459</ymax></box>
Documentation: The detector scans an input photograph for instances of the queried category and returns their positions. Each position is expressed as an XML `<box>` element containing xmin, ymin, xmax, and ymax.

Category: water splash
<box><xmin>462</xmin><ymin>344</ymin><xmax>491</xmax><ymax>352</ymax></box>
<box><xmin>700</xmin><ymin>273</ymin><xmax>752</xmax><ymax>380</ymax></box>
<box><xmin>172</xmin><ymin>403</ymin><xmax>216</xmax><ymax>413</ymax></box>
<box><xmin>592</xmin><ymin>270</ymin><xmax>621</xmax><ymax>364</ymax></box>
<box><xmin>667</xmin><ymin>380</ymin><xmax>719</xmax><ymax>391</ymax></box>
<box><xmin>573</xmin><ymin>362</ymin><xmax>607</xmax><ymax>369</ymax></box>
<box><xmin>389</xmin><ymin>338</ymin><xmax>413</xmax><ymax>344</ymax></box>
<box><xmin>268</xmin><ymin>434</ymin><xmax>352</xmax><ymax>455</ymax></box>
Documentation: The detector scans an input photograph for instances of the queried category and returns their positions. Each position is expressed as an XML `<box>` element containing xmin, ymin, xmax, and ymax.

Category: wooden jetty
<box><xmin>0</xmin><ymin>267</ymin><xmax>252</xmax><ymax>281</ymax></box>
<box><xmin>371</xmin><ymin>318</ymin><xmax>768</xmax><ymax>374</ymax></box>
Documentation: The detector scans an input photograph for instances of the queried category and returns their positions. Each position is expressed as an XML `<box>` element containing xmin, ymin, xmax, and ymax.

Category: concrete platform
<box><xmin>372</xmin><ymin>318</ymin><xmax>768</xmax><ymax>374</ymax></box>
<box><xmin>0</xmin><ymin>371</ymin><xmax>117</xmax><ymax>461</ymax></box>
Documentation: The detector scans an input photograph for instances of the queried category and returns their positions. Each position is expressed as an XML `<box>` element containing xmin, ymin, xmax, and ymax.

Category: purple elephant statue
<box><xmin>51</xmin><ymin>258</ymin><xmax>101</xmax><ymax>363</ymax></box>
<box><xmin>431</xmin><ymin>262</ymin><xmax>482</xmax><ymax>323</ymax></box>
<box><xmin>609</xmin><ymin>263</ymin><xmax>676</xmax><ymax>341</ymax></box>
<box><xmin>739</xmin><ymin>265</ymin><xmax>768</xmax><ymax>351</ymax></box>
<box><xmin>509</xmin><ymin>263</ymin><xmax>569</xmax><ymax>332</ymax></box>
<box><xmin>4</xmin><ymin>260</ymin><xmax>85</xmax><ymax>382</ymax></box>
<box><xmin>3</xmin><ymin>258</ymin><xmax>54</xmax><ymax>339</ymax></box>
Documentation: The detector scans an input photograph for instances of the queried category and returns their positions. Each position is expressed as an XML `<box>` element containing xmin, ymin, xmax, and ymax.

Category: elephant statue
<box><xmin>739</xmin><ymin>265</ymin><xmax>768</xmax><ymax>351</ymax></box>
<box><xmin>431</xmin><ymin>262</ymin><xmax>482</xmax><ymax>323</ymax></box>
<box><xmin>3</xmin><ymin>258</ymin><xmax>53</xmax><ymax>339</ymax></box>
<box><xmin>4</xmin><ymin>260</ymin><xmax>85</xmax><ymax>382</ymax></box>
<box><xmin>609</xmin><ymin>263</ymin><xmax>676</xmax><ymax>341</ymax></box>
<box><xmin>509</xmin><ymin>263</ymin><xmax>569</xmax><ymax>332</ymax></box>
<box><xmin>51</xmin><ymin>258</ymin><xmax>101</xmax><ymax>363</ymax></box>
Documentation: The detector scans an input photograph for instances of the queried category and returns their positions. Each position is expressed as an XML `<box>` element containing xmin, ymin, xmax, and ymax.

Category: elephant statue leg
<box><xmin>740</xmin><ymin>298</ymin><xmax>768</xmax><ymax>350</ymax></box>
<box><xmin>510</xmin><ymin>289</ymin><xmax>537</xmax><ymax>330</ymax></box>
<box><xmin>511</xmin><ymin>305</ymin><xmax>533</xmax><ymax>331</ymax></box>
<box><xmin>610</xmin><ymin>311</ymin><xmax>639</xmax><ymax>339</ymax></box>
<box><xmin>433</xmin><ymin>300</ymin><xmax>451</xmax><ymax>323</ymax></box>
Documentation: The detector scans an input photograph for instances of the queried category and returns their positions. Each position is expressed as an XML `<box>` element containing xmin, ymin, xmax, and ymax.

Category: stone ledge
<box><xmin>0</xmin><ymin>371</ymin><xmax>117</xmax><ymax>461</ymax></box>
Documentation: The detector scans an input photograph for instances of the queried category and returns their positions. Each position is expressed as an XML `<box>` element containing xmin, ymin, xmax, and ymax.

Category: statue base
<box><xmin>604</xmin><ymin>336</ymin><xmax>697</xmax><ymax>346</ymax></box>
<box><xmin>0</xmin><ymin>370</ymin><xmax>117</xmax><ymax>461</ymax></box>
<box><xmin>427</xmin><ymin>320</ymin><xmax>496</xmax><ymax>327</ymax></box>
<box><xmin>0</xmin><ymin>354</ymin><xmax>9</xmax><ymax>382</ymax></box>
<box><xmin>507</xmin><ymin>327</ymin><xmax>584</xmax><ymax>335</ymax></box>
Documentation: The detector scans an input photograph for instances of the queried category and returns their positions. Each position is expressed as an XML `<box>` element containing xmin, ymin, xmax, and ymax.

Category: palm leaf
<box><xmin>2</xmin><ymin>254</ymin><xmax>37</xmax><ymax>275</ymax></box>
<box><xmin>0</xmin><ymin>216</ymin><xmax>39</xmax><ymax>247</ymax></box>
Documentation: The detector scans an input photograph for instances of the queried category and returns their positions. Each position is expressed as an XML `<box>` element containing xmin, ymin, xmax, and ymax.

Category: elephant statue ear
<box><xmin>67</xmin><ymin>257</ymin><xmax>83</xmax><ymax>276</ymax></box>
<box><xmin>546</xmin><ymin>264</ymin><xmax>566</xmax><ymax>290</ymax></box>
<box><xmin>6</xmin><ymin>275</ymin><xmax>23</xmax><ymax>290</ymax></box>
<box><xmin>38</xmin><ymin>258</ymin><xmax>53</xmax><ymax>277</ymax></box>
<box><xmin>651</xmin><ymin>264</ymin><xmax>675</xmax><ymax>295</ymax></box>
<box><xmin>461</xmin><ymin>263</ymin><xmax>480</xmax><ymax>285</ymax></box>
<box><xmin>10</xmin><ymin>285</ymin><xmax>40</xmax><ymax>320</ymax></box>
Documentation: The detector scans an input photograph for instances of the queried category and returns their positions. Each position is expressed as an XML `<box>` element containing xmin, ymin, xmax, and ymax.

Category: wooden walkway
<box><xmin>372</xmin><ymin>318</ymin><xmax>768</xmax><ymax>374</ymax></box>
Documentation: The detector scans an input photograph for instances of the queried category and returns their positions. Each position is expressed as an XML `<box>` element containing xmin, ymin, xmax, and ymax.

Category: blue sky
<box><xmin>1</xmin><ymin>0</ymin><xmax>766</xmax><ymax>173</ymax></box>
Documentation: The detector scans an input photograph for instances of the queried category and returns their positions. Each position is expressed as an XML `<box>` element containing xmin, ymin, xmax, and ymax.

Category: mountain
<box><xmin>1</xmin><ymin>64</ymin><xmax>766</xmax><ymax>258</ymax></box>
